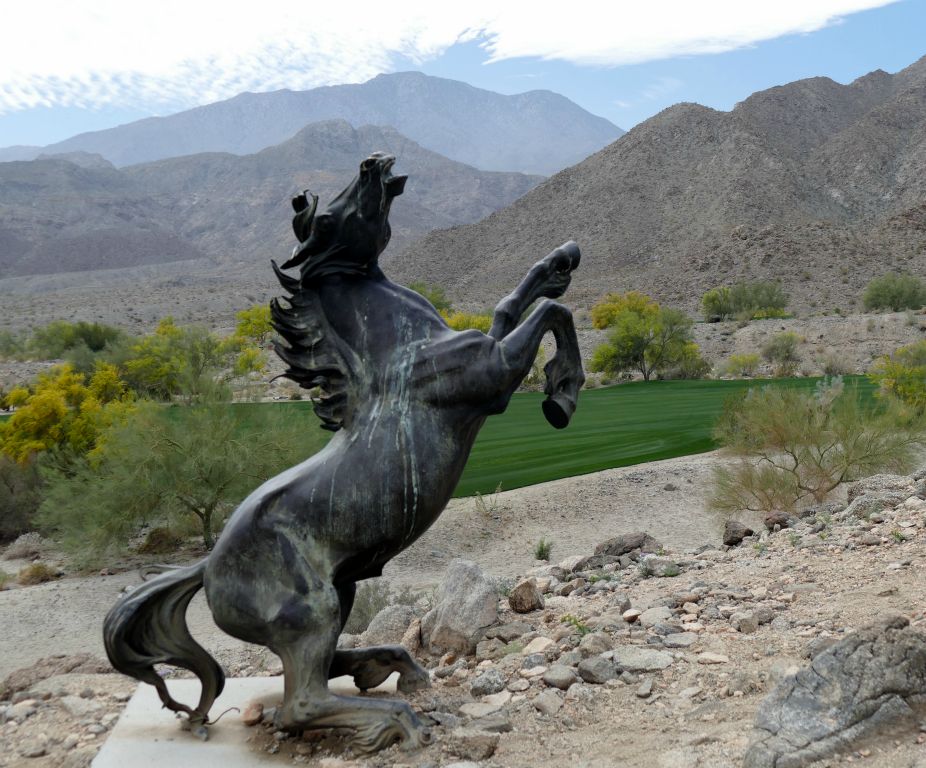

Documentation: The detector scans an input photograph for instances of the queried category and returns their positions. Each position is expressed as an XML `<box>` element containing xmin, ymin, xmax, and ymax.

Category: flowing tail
<box><xmin>103</xmin><ymin>559</ymin><xmax>224</xmax><ymax>731</ymax></box>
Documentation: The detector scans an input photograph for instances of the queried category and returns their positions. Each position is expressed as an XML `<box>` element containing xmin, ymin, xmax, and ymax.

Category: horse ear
<box><xmin>386</xmin><ymin>175</ymin><xmax>407</xmax><ymax>198</ymax></box>
<box><xmin>292</xmin><ymin>193</ymin><xmax>319</xmax><ymax>242</ymax></box>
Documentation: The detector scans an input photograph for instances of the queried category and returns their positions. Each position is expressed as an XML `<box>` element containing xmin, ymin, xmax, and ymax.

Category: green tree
<box><xmin>761</xmin><ymin>332</ymin><xmax>801</xmax><ymax>377</ymax></box>
<box><xmin>590</xmin><ymin>291</ymin><xmax>657</xmax><ymax>330</ymax></box>
<box><xmin>0</xmin><ymin>364</ymin><xmax>134</xmax><ymax>463</ymax></box>
<box><xmin>701</xmin><ymin>287</ymin><xmax>734</xmax><ymax>322</ymax></box>
<box><xmin>38</xmin><ymin>399</ymin><xmax>323</xmax><ymax>561</ymax></box>
<box><xmin>28</xmin><ymin>320</ymin><xmax>125</xmax><ymax>360</ymax></box>
<box><xmin>408</xmin><ymin>282</ymin><xmax>452</xmax><ymax>314</ymax></box>
<box><xmin>722</xmin><ymin>353</ymin><xmax>761</xmax><ymax>378</ymax></box>
<box><xmin>234</xmin><ymin>304</ymin><xmax>273</xmax><ymax>346</ymax></box>
<box><xmin>123</xmin><ymin>318</ymin><xmax>235</xmax><ymax>402</ymax></box>
<box><xmin>869</xmin><ymin>340</ymin><xmax>926</xmax><ymax>411</ymax></box>
<box><xmin>590</xmin><ymin>295</ymin><xmax>698</xmax><ymax>381</ymax></box>
<box><xmin>710</xmin><ymin>378</ymin><xmax>922</xmax><ymax>513</ymax></box>
<box><xmin>863</xmin><ymin>273</ymin><xmax>926</xmax><ymax>312</ymax></box>
<box><xmin>0</xmin><ymin>456</ymin><xmax>41</xmax><ymax>541</ymax></box>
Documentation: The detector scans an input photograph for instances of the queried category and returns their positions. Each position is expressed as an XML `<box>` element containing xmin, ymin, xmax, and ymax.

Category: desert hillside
<box><xmin>391</xmin><ymin>57</ymin><xmax>926</xmax><ymax>315</ymax></box>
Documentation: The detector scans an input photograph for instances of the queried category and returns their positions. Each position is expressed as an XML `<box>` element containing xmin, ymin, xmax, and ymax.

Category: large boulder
<box><xmin>593</xmin><ymin>532</ymin><xmax>661</xmax><ymax>558</ymax></box>
<box><xmin>723</xmin><ymin>519</ymin><xmax>754</xmax><ymax>546</ymax></box>
<box><xmin>744</xmin><ymin>614</ymin><xmax>926</xmax><ymax>768</ymax></box>
<box><xmin>360</xmin><ymin>604</ymin><xmax>417</xmax><ymax>647</ymax></box>
<box><xmin>421</xmin><ymin>560</ymin><xmax>498</xmax><ymax>654</ymax></box>
<box><xmin>507</xmin><ymin>578</ymin><xmax>544</xmax><ymax>613</ymax></box>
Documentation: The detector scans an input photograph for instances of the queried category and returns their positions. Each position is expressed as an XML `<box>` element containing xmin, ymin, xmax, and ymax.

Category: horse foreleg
<box><xmin>489</xmin><ymin>241</ymin><xmax>581</xmax><ymax>339</ymax></box>
<box><xmin>499</xmin><ymin>299</ymin><xmax>585</xmax><ymax>428</ymax></box>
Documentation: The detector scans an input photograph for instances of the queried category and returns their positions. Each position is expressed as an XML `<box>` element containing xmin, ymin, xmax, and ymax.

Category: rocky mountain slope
<box><xmin>0</xmin><ymin>72</ymin><xmax>623</xmax><ymax>175</ymax></box>
<box><xmin>0</xmin><ymin>121</ymin><xmax>541</xmax><ymax>279</ymax></box>
<box><xmin>391</xmin><ymin>56</ymin><xmax>926</xmax><ymax>314</ymax></box>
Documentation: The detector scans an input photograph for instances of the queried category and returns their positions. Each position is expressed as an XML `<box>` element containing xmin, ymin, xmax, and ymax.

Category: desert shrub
<box><xmin>17</xmin><ymin>561</ymin><xmax>58</xmax><ymax>585</ymax></box>
<box><xmin>819</xmin><ymin>351</ymin><xmax>853</xmax><ymax>376</ymax></box>
<box><xmin>533</xmin><ymin>537</ymin><xmax>553</xmax><ymax>561</ymax></box>
<box><xmin>729</xmin><ymin>281</ymin><xmax>789</xmax><ymax>320</ymax></box>
<box><xmin>869</xmin><ymin>340</ymin><xmax>926</xmax><ymax>412</ymax></box>
<box><xmin>863</xmin><ymin>273</ymin><xmax>926</xmax><ymax>312</ymax></box>
<box><xmin>28</xmin><ymin>320</ymin><xmax>126</xmax><ymax>362</ymax></box>
<box><xmin>0</xmin><ymin>570</ymin><xmax>11</xmax><ymax>589</ymax></box>
<box><xmin>137</xmin><ymin>527</ymin><xmax>184</xmax><ymax>555</ymax></box>
<box><xmin>443</xmin><ymin>311</ymin><xmax>493</xmax><ymax>334</ymax></box>
<box><xmin>590</xmin><ymin>291</ymin><xmax>657</xmax><ymax>330</ymax></box>
<box><xmin>701</xmin><ymin>287</ymin><xmax>734</xmax><ymax>322</ymax></box>
<box><xmin>761</xmin><ymin>332</ymin><xmax>801</xmax><ymax>377</ymax></box>
<box><xmin>0</xmin><ymin>330</ymin><xmax>26</xmax><ymax>360</ymax></box>
<box><xmin>408</xmin><ymin>282</ymin><xmax>452</xmax><ymax>314</ymax></box>
<box><xmin>38</xmin><ymin>397</ymin><xmax>322</xmax><ymax>566</ymax></box>
<box><xmin>722</xmin><ymin>353</ymin><xmax>761</xmax><ymax>378</ymax></box>
<box><xmin>710</xmin><ymin>378</ymin><xmax>923</xmax><ymax>514</ymax></box>
<box><xmin>3</xmin><ymin>531</ymin><xmax>47</xmax><ymax>560</ymax></box>
<box><xmin>0</xmin><ymin>457</ymin><xmax>42</xmax><ymax>542</ymax></box>
<box><xmin>661</xmin><ymin>342</ymin><xmax>711</xmax><ymax>380</ymax></box>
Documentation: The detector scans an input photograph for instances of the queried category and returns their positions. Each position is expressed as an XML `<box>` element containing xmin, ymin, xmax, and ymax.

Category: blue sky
<box><xmin>0</xmin><ymin>1</ymin><xmax>923</xmax><ymax>148</ymax></box>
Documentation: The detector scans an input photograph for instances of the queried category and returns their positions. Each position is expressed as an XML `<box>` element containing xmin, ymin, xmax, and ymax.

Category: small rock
<box><xmin>723</xmin><ymin>520</ymin><xmax>754</xmax><ymax>546</ymax></box>
<box><xmin>484</xmin><ymin>622</ymin><xmax>532</xmax><ymax>642</ymax></box>
<box><xmin>507</xmin><ymin>678</ymin><xmax>530</xmax><ymax>692</ymax></box>
<box><xmin>482</xmin><ymin>690</ymin><xmax>511</xmax><ymax>707</ymax></box>
<box><xmin>59</xmin><ymin>695</ymin><xmax>102</xmax><ymax>717</ymax></box>
<box><xmin>508</xmin><ymin>578</ymin><xmax>545</xmax><ymax>613</ymax></box>
<box><xmin>622</xmin><ymin>608</ymin><xmax>642</xmax><ymax>623</ymax></box>
<box><xmin>663</xmin><ymin>632</ymin><xmax>699</xmax><ymax>649</ymax></box>
<box><xmin>521</xmin><ymin>636</ymin><xmax>554</xmax><ymax>656</ymax></box>
<box><xmin>241</xmin><ymin>701</ymin><xmax>264</xmax><ymax>726</ymax></box>
<box><xmin>636</xmin><ymin>678</ymin><xmax>654</xmax><ymax>699</ymax></box>
<box><xmin>470</xmin><ymin>712</ymin><xmax>512</xmax><ymax>733</ymax></box>
<box><xmin>62</xmin><ymin>734</ymin><xmax>80</xmax><ymax>750</ymax></box>
<box><xmin>542</xmin><ymin>665</ymin><xmax>578</xmax><ymax>690</ymax></box>
<box><xmin>533</xmin><ymin>688</ymin><xmax>563</xmax><ymax>715</ymax></box>
<box><xmin>764</xmin><ymin>511</ymin><xmax>792</xmax><ymax>531</ymax></box>
<box><xmin>642</xmin><ymin>557</ymin><xmax>681</xmax><ymax>577</ymax></box>
<box><xmin>458</xmin><ymin>702</ymin><xmax>501</xmax><ymax>719</ymax></box>
<box><xmin>594</xmin><ymin>532</ymin><xmax>662</xmax><ymax>557</ymax></box>
<box><xmin>447</xmin><ymin>728</ymin><xmax>500</xmax><ymax>761</ymax></box>
<box><xmin>578</xmin><ymin>656</ymin><xmax>617</xmax><ymax>684</ymax></box>
<box><xmin>731</xmin><ymin>612</ymin><xmax>759</xmax><ymax>634</ymax></box>
<box><xmin>470</xmin><ymin>669</ymin><xmax>506</xmax><ymax>697</ymax></box>
<box><xmin>697</xmin><ymin>652</ymin><xmax>730</xmax><ymax>665</ymax></box>
<box><xmin>639</xmin><ymin>606</ymin><xmax>673</xmax><ymax>628</ymax></box>
<box><xmin>19</xmin><ymin>741</ymin><xmax>46</xmax><ymax>759</ymax></box>
<box><xmin>578</xmin><ymin>632</ymin><xmax>612</xmax><ymax>657</ymax></box>
<box><xmin>612</xmin><ymin>647</ymin><xmax>674</xmax><ymax>672</ymax></box>
<box><xmin>859</xmin><ymin>533</ymin><xmax>881</xmax><ymax>546</ymax></box>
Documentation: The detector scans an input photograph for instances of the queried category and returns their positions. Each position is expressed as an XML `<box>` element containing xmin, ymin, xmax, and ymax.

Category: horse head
<box><xmin>281</xmin><ymin>152</ymin><xmax>408</xmax><ymax>282</ymax></box>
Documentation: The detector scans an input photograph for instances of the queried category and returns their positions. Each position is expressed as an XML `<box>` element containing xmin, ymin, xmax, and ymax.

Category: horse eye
<box><xmin>361</xmin><ymin>159</ymin><xmax>375</xmax><ymax>171</ymax></box>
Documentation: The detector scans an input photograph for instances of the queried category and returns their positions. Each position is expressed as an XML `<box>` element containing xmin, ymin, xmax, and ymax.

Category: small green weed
<box><xmin>533</xmin><ymin>537</ymin><xmax>553</xmax><ymax>561</ymax></box>
<box><xmin>560</xmin><ymin>613</ymin><xmax>591</xmax><ymax>636</ymax></box>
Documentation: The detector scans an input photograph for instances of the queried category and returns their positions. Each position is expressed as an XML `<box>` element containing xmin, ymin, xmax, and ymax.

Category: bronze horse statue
<box><xmin>104</xmin><ymin>153</ymin><xmax>584</xmax><ymax>752</ymax></box>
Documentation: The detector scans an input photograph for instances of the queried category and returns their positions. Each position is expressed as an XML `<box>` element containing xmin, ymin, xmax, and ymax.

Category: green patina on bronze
<box><xmin>103</xmin><ymin>153</ymin><xmax>584</xmax><ymax>752</ymax></box>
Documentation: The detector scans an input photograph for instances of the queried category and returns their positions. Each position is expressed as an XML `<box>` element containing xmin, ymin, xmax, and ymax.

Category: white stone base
<box><xmin>92</xmin><ymin>674</ymin><xmax>399</xmax><ymax>767</ymax></box>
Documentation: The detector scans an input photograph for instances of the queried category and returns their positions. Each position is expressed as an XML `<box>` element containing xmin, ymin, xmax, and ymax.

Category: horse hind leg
<box><xmin>274</xmin><ymin>581</ymin><xmax>430</xmax><ymax>754</ymax></box>
<box><xmin>329</xmin><ymin>582</ymin><xmax>430</xmax><ymax>694</ymax></box>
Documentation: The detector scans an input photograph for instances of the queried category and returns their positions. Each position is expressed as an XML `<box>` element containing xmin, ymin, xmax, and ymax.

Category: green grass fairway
<box><xmin>454</xmin><ymin>377</ymin><xmax>877</xmax><ymax>496</ymax></box>
<box><xmin>2</xmin><ymin>377</ymin><xmax>878</xmax><ymax>497</ymax></box>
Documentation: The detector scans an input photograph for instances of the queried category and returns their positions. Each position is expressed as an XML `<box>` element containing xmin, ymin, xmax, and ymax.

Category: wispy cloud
<box><xmin>0</xmin><ymin>0</ymin><xmax>897</xmax><ymax>115</ymax></box>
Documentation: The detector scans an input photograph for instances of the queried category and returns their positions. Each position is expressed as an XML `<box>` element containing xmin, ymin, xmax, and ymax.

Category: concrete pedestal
<box><xmin>92</xmin><ymin>674</ymin><xmax>398</xmax><ymax>767</ymax></box>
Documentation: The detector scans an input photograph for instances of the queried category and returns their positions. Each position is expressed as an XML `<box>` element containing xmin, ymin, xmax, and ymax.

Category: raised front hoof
<box><xmin>536</xmin><ymin>241</ymin><xmax>581</xmax><ymax>298</ymax></box>
<box><xmin>351</xmin><ymin>711</ymin><xmax>432</xmax><ymax>755</ymax></box>
<box><xmin>542</xmin><ymin>393</ymin><xmax>575</xmax><ymax>429</ymax></box>
<box><xmin>397</xmin><ymin>666</ymin><xmax>432</xmax><ymax>694</ymax></box>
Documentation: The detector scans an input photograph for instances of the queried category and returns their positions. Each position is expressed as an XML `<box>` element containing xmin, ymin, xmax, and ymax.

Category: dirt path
<box><xmin>0</xmin><ymin>452</ymin><xmax>738</xmax><ymax>679</ymax></box>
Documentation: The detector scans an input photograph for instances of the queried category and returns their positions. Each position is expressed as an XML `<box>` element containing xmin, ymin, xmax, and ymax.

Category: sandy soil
<box><xmin>0</xmin><ymin>451</ymin><xmax>736</xmax><ymax>680</ymax></box>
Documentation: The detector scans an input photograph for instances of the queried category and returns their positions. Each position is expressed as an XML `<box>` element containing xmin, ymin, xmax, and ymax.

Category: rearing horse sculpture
<box><xmin>104</xmin><ymin>153</ymin><xmax>584</xmax><ymax>753</ymax></box>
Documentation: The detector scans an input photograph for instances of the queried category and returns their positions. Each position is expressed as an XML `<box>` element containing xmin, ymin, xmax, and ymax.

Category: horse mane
<box><xmin>270</xmin><ymin>261</ymin><xmax>359</xmax><ymax>432</ymax></box>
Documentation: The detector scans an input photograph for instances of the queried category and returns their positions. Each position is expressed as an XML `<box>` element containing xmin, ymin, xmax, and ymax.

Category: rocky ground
<box><xmin>3</xmin><ymin>463</ymin><xmax>926</xmax><ymax>767</ymax></box>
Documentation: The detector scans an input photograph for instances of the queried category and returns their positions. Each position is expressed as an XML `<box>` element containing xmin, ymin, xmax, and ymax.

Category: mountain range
<box><xmin>0</xmin><ymin>121</ymin><xmax>541</xmax><ymax>280</ymax></box>
<box><xmin>0</xmin><ymin>72</ymin><xmax>623</xmax><ymax>176</ymax></box>
<box><xmin>389</xmin><ymin>56</ymin><xmax>926</xmax><ymax>314</ymax></box>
